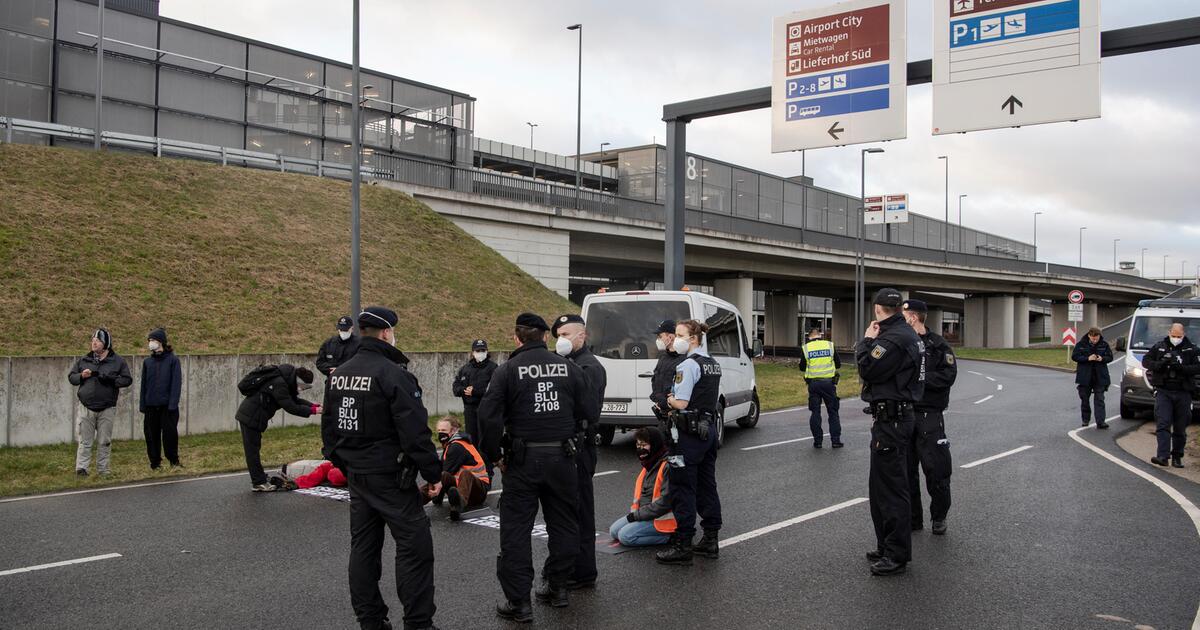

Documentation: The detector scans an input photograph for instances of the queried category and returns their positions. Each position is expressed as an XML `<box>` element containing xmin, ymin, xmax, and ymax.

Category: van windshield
<box><xmin>1129</xmin><ymin>316</ymin><xmax>1200</xmax><ymax>351</ymax></box>
<box><xmin>587</xmin><ymin>300</ymin><xmax>691</xmax><ymax>360</ymax></box>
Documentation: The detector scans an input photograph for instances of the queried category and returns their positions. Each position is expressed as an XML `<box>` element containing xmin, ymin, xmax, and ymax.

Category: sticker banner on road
<box><xmin>1062</xmin><ymin>326</ymin><xmax>1077</xmax><ymax>345</ymax></box>
<box><xmin>932</xmin><ymin>0</ymin><xmax>1100</xmax><ymax>135</ymax></box>
<box><xmin>771</xmin><ymin>0</ymin><xmax>907</xmax><ymax>152</ymax></box>
<box><xmin>1068</xmin><ymin>303</ymin><xmax>1083</xmax><ymax>322</ymax></box>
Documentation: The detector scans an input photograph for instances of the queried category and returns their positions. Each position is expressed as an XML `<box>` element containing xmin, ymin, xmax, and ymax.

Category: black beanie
<box><xmin>94</xmin><ymin>328</ymin><xmax>112</xmax><ymax>351</ymax></box>
<box><xmin>295</xmin><ymin>367</ymin><xmax>314</xmax><ymax>384</ymax></box>
<box><xmin>149</xmin><ymin>328</ymin><xmax>168</xmax><ymax>345</ymax></box>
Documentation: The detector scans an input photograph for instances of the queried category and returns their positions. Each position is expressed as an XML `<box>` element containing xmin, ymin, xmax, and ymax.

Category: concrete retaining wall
<box><xmin>0</xmin><ymin>351</ymin><xmax>506</xmax><ymax>447</ymax></box>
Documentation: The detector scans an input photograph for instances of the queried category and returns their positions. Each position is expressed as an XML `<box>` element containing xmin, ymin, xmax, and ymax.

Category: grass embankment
<box><xmin>0</xmin><ymin>144</ymin><xmax>574</xmax><ymax>356</ymax></box>
<box><xmin>953</xmin><ymin>347</ymin><xmax>1076</xmax><ymax>371</ymax></box>
<box><xmin>755</xmin><ymin>359</ymin><xmax>861</xmax><ymax>411</ymax></box>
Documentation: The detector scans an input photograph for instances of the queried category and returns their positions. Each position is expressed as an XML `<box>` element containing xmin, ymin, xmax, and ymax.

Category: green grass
<box><xmin>1030</xmin><ymin>337</ymin><xmax>1051</xmax><ymax>344</ymax></box>
<box><xmin>954</xmin><ymin>347</ymin><xmax>1076</xmax><ymax>370</ymax></box>
<box><xmin>0</xmin><ymin>144</ymin><xmax>574</xmax><ymax>356</ymax></box>
<box><xmin>755</xmin><ymin>359</ymin><xmax>861</xmax><ymax>411</ymax></box>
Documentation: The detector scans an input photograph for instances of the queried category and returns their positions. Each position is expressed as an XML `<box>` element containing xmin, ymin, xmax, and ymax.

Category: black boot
<box><xmin>446</xmin><ymin>486</ymin><xmax>462</xmax><ymax>521</ymax></box>
<box><xmin>496</xmin><ymin>599</ymin><xmax>533</xmax><ymax>623</ymax></box>
<box><xmin>655</xmin><ymin>534</ymin><xmax>694</xmax><ymax>566</ymax></box>
<box><xmin>870</xmin><ymin>557</ymin><xmax>907</xmax><ymax>576</ymax></box>
<box><xmin>693</xmin><ymin>530</ymin><xmax>719</xmax><ymax>559</ymax></box>
<box><xmin>534</xmin><ymin>578</ymin><xmax>569</xmax><ymax>608</ymax></box>
<box><xmin>1172</xmin><ymin>457</ymin><xmax>1185</xmax><ymax>469</ymax></box>
<box><xmin>865</xmin><ymin>549</ymin><xmax>884</xmax><ymax>562</ymax></box>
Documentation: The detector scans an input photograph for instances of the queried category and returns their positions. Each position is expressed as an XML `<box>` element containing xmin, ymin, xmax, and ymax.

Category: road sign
<box><xmin>1062</xmin><ymin>326</ymin><xmax>1077</xmax><ymax>346</ymax></box>
<box><xmin>1068</xmin><ymin>303</ymin><xmax>1083</xmax><ymax>322</ymax></box>
<box><xmin>1068</xmin><ymin>289</ymin><xmax>1084</xmax><ymax>304</ymax></box>
<box><xmin>864</xmin><ymin>196</ymin><xmax>885</xmax><ymax>224</ymax></box>
<box><xmin>931</xmin><ymin>0</ymin><xmax>1100</xmax><ymax>135</ymax></box>
<box><xmin>865</xmin><ymin>193</ymin><xmax>909</xmax><ymax>224</ymax></box>
<box><xmin>771</xmin><ymin>0</ymin><xmax>907</xmax><ymax>152</ymax></box>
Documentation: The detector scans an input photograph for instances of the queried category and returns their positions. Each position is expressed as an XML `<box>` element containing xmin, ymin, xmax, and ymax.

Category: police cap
<box><xmin>654</xmin><ymin>319</ymin><xmax>677</xmax><ymax>335</ymax></box>
<box><xmin>336</xmin><ymin>315</ymin><xmax>354</xmax><ymax>331</ymax></box>
<box><xmin>872</xmin><ymin>288</ymin><xmax>904</xmax><ymax>308</ymax></box>
<box><xmin>515</xmin><ymin>312</ymin><xmax>550</xmax><ymax>331</ymax></box>
<box><xmin>472</xmin><ymin>339</ymin><xmax>488</xmax><ymax>351</ymax></box>
<box><xmin>551</xmin><ymin>314</ymin><xmax>585</xmax><ymax>337</ymax></box>
<box><xmin>901</xmin><ymin>299</ymin><xmax>928</xmax><ymax>314</ymax></box>
<box><xmin>358</xmin><ymin>306</ymin><xmax>398</xmax><ymax>330</ymax></box>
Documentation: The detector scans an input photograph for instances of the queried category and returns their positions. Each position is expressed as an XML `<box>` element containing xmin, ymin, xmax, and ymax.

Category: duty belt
<box><xmin>525</xmin><ymin>441</ymin><xmax>569</xmax><ymax>448</ymax></box>
<box><xmin>868</xmin><ymin>400</ymin><xmax>912</xmax><ymax>421</ymax></box>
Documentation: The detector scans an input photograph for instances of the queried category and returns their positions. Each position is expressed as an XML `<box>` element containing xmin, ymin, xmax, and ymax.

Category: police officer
<box><xmin>857</xmin><ymin>288</ymin><xmax>925</xmax><ymax>577</ymax></box>
<box><xmin>656</xmin><ymin>319</ymin><xmax>723</xmax><ymax>566</ymax></box>
<box><xmin>551</xmin><ymin>313</ymin><xmax>607</xmax><ymax>591</ymax></box>
<box><xmin>799</xmin><ymin>327</ymin><xmax>842</xmax><ymax>448</ymax></box>
<box><xmin>321</xmin><ymin>306</ymin><xmax>442</xmax><ymax>630</ymax></box>
<box><xmin>452</xmin><ymin>339</ymin><xmax>498</xmax><ymax>441</ymax></box>
<box><xmin>479</xmin><ymin>313</ymin><xmax>597</xmax><ymax>623</ymax></box>
<box><xmin>901</xmin><ymin>299</ymin><xmax>956</xmax><ymax>536</ymax></box>
<box><xmin>650</xmin><ymin>319</ymin><xmax>685</xmax><ymax>416</ymax></box>
<box><xmin>316</xmin><ymin>315</ymin><xmax>361</xmax><ymax>377</ymax></box>
<box><xmin>1142</xmin><ymin>323</ymin><xmax>1200</xmax><ymax>469</ymax></box>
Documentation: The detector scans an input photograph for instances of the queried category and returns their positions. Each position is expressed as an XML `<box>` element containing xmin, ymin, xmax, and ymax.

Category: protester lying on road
<box><xmin>270</xmin><ymin>459</ymin><xmax>347</xmax><ymax>490</ymax></box>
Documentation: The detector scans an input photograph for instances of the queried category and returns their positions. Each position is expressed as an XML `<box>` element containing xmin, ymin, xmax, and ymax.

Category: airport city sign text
<box><xmin>864</xmin><ymin>193</ymin><xmax>909</xmax><ymax>224</ymax></box>
<box><xmin>771</xmin><ymin>0</ymin><xmax>907</xmax><ymax>152</ymax></box>
<box><xmin>932</xmin><ymin>0</ymin><xmax>1100</xmax><ymax>135</ymax></box>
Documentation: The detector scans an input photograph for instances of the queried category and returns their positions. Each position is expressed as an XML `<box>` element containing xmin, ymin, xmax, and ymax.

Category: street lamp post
<box><xmin>349</xmin><ymin>0</ymin><xmax>362</xmax><ymax>325</ymax></box>
<box><xmin>1033</xmin><ymin>211</ymin><xmax>1043</xmax><ymax>260</ymax></box>
<box><xmin>1112</xmin><ymin>238</ymin><xmax>1120</xmax><ymax>272</ymax></box>
<box><xmin>858</xmin><ymin>148</ymin><xmax>884</xmax><ymax>338</ymax></box>
<box><xmin>567</xmin><ymin>24</ymin><xmax>582</xmax><ymax>209</ymax></box>
<box><xmin>1163</xmin><ymin>254</ymin><xmax>1169</xmax><ymax>280</ymax></box>
<box><xmin>1141</xmin><ymin>248</ymin><xmax>1148</xmax><ymax>278</ymax></box>
<box><xmin>958</xmin><ymin>194</ymin><xmax>967</xmax><ymax>255</ymax></box>
<box><xmin>94</xmin><ymin>0</ymin><xmax>105</xmax><ymax>150</ymax></box>
<box><xmin>733</xmin><ymin>178</ymin><xmax>744</xmax><ymax>216</ymax></box>
<box><xmin>526</xmin><ymin>121</ymin><xmax>537</xmax><ymax>179</ymax></box>
<box><xmin>1078</xmin><ymin>227</ymin><xmax>1086</xmax><ymax>267</ymax></box>
<box><xmin>938</xmin><ymin>156</ymin><xmax>948</xmax><ymax>261</ymax></box>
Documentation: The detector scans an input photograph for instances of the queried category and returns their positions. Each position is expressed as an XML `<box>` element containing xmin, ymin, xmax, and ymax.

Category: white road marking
<box><xmin>960</xmin><ymin>445</ymin><xmax>1034</xmax><ymax>469</ymax></box>
<box><xmin>720</xmin><ymin>498</ymin><xmax>868</xmax><ymax>548</ymax></box>
<box><xmin>1069</xmin><ymin>417</ymin><xmax>1200</xmax><ymax>630</ymax></box>
<box><xmin>0</xmin><ymin>472</ymin><xmax>247</xmax><ymax>504</ymax></box>
<box><xmin>741</xmin><ymin>434</ymin><xmax>829</xmax><ymax>451</ymax></box>
<box><xmin>487</xmin><ymin>470</ymin><xmax>620</xmax><ymax>496</ymax></box>
<box><xmin>761</xmin><ymin>397</ymin><xmax>859</xmax><ymax>416</ymax></box>
<box><xmin>0</xmin><ymin>553</ymin><xmax>122</xmax><ymax>577</ymax></box>
<box><xmin>997</xmin><ymin>384</ymin><xmax>1004</xmax><ymax>391</ymax></box>
<box><xmin>968</xmin><ymin>370</ymin><xmax>984</xmax><ymax>376</ymax></box>
<box><xmin>974</xmin><ymin>395</ymin><xmax>994</xmax><ymax>405</ymax></box>
<box><xmin>986</xmin><ymin>376</ymin><xmax>997</xmax><ymax>382</ymax></box>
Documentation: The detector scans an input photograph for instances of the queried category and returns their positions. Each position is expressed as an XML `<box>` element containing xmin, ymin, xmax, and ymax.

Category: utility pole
<box><xmin>94</xmin><ymin>0</ymin><xmax>105</xmax><ymax>150</ymax></box>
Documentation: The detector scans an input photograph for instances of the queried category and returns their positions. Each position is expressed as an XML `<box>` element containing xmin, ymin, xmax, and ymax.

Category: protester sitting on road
<box><xmin>432</xmin><ymin>416</ymin><xmax>490</xmax><ymax>521</ymax></box>
<box><xmin>140</xmin><ymin>328</ymin><xmax>183</xmax><ymax>470</ymax></box>
<box><xmin>235</xmin><ymin>364</ymin><xmax>321</xmax><ymax>492</ymax></box>
<box><xmin>68</xmin><ymin>328</ymin><xmax>133</xmax><ymax>477</ymax></box>
<box><xmin>609</xmin><ymin>427</ymin><xmax>674</xmax><ymax>547</ymax></box>
<box><xmin>270</xmin><ymin>459</ymin><xmax>347</xmax><ymax>490</ymax></box>
<box><xmin>1072</xmin><ymin>326</ymin><xmax>1113</xmax><ymax>429</ymax></box>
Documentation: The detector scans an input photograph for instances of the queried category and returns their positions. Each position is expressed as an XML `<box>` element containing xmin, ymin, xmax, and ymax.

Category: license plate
<box><xmin>602</xmin><ymin>402</ymin><xmax>629</xmax><ymax>414</ymax></box>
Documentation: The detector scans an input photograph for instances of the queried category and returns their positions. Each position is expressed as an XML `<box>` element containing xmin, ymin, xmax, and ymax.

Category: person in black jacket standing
<box><xmin>67</xmin><ymin>328</ymin><xmax>132</xmax><ymax>477</ymax></box>
<box><xmin>479</xmin><ymin>313</ymin><xmax>597</xmax><ymax>622</ymax></box>
<box><xmin>901</xmin><ymin>300</ymin><xmax>956</xmax><ymax>535</ymax></box>
<box><xmin>857</xmin><ymin>288</ymin><xmax>925</xmax><ymax>577</ymax></box>
<box><xmin>650</xmin><ymin>319</ymin><xmax>684</xmax><ymax>416</ymax></box>
<box><xmin>1142</xmin><ymin>323</ymin><xmax>1200</xmax><ymax>469</ymax></box>
<box><xmin>317</xmin><ymin>315</ymin><xmax>361</xmax><ymax>378</ymax></box>
<box><xmin>1072</xmin><ymin>327</ymin><xmax>1113</xmax><ymax>429</ymax></box>
<box><xmin>551</xmin><ymin>313</ymin><xmax>607</xmax><ymax>591</ymax></box>
<box><xmin>140</xmin><ymin>328</ymin><xmax>183</xmax><ymax>470</ymax></box>
<box><xmin>236</xmin><ymin>364</ymin><xmax>320</xmax><ymax>492</ymax></box>
<box><xmin>452</xmin><ymin>339</ymin><xmax>498</xmax><ymax>441</ymax></box>
<box><xmin>322</xmin><ymin>306</ymin><xmax>442</xmax><ymax>630</ymax></box>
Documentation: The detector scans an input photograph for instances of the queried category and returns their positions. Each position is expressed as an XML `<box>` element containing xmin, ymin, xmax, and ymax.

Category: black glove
<box><xmin>626</xmin><ymin>512</ymin><xmax>636</xmax><ymax>523</ymax></box>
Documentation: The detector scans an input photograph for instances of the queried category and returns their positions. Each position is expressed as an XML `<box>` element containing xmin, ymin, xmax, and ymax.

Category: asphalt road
<box><xmin>2</xmin><ymin>358</ymin><xmax>1199</xmax><ymax>630</ymax></box>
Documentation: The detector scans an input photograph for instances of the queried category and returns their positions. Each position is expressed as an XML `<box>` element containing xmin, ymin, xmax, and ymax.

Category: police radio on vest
<box><xmin>517</xmin><ymin>364</ymin><xmax>568</xmax><ymax>380</ymax></box>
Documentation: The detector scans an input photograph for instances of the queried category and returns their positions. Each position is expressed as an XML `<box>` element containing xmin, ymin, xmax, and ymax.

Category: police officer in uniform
<box><xmin>479</xmin><ymin>313</ymin><xmax>597</xmax><ymax>623</ymax></box>
<box><xmin>551</xmin><ymin>313</ymin><xmax>607</xmax><ymax>591</ymax></box>
<box><xmin>857</xmin><ymin>288</ymin><xmax>925</xmax><ymax>577</ymax></box>
<box><xmin>799</xmin><ymin>327</ymin><xmax>842</xmax><ymax>448</ymax></box>
<box><xmin>321</xmin><ymin>306</ymin><xmax>442</xmax><ymax>630</ymax></box>
<box><xmin>656</xmin><ymin>319</ymin><xmax>723</xmax><ymax>566</ymax></box>
<box><xmin>1142</xmin><ymin>322</ymin><xmax>1200</xmax><ymax>468</ymax></box>
<box><xmin>901</xmin><ymin>299</ymin><xmax>956</xmax><ymax>536</ymax></box>
<box><xmin>650</xmin><ymin>320</ymin><xmax>685</xmax><ymax>416</ymax></box>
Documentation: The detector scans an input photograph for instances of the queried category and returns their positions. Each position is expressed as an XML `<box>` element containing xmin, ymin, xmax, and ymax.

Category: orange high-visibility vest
<box><xmin>446</xmin><ymin>438</ymin><xmax>490</xmax><ymax>485</ymax></box>
<box><xmin>630</xmin><ymin>460</ymin><xmax>676</xmax><ymax>534</ymax></box>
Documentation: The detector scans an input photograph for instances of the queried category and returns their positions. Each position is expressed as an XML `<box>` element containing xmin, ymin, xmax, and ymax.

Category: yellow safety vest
<box><xmin>803</xmin><ymin>339</ymin><xmax>837</xmax><ymax>380</ymax></box>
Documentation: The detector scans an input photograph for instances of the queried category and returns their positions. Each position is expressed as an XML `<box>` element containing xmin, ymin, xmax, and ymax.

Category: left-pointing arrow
<box><xmin>828</xmin><ymin>122</ymin><xmax>844</xmax><ymax>140</ymax></box>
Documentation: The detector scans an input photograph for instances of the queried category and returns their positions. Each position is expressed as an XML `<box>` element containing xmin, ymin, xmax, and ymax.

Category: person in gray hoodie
<box><xmin>67</xmin><ymin>328</ymin><xmax>132</xmax><ymax>476</ymax></box>
<box><xmin>609</xmin><ymin>427</ymin><xmax>674</xmax><ymax>547</ymax></box>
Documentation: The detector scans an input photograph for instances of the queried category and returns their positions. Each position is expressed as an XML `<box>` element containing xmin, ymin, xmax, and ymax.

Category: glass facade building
<box><xmin>0</xmin><ymin>0</ymin><xmax>473</xmax><ymax>165</ymax></box>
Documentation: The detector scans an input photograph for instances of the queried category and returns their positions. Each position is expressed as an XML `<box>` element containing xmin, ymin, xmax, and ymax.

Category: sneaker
<box><xmin>447</xmin><ymin>486</ymin><xmax>463</xmax><ymax>522</ymax></box>
<box><xmin>1096</xmin><ymin>422</ymin><xmax>1109</xmax><ymax>430</ymax></box>
<box><xmin>1172</xmin><ymin>457</ymin><xmax>1184</xmax><ymax>469</ymax></box>
<box><xmin>252</xmin><ymin>483</ymin><xmax>276</xmax><ymax>492</ymax></box>
<box><xmin>75</xmin><ymin>468</ymin><xmax>88</xmax><ymax>477</ymax></box>
<box><xmin>170</xmin><ymin>461</ymin><xmax>184</xmax><ymax>469</ymax></box>
<box><xmin>1150</xmin><ymin>457</ymin><xmax>1170</xmax><ymax>467</ymax></box>
<box><xmin>813</xmin><ymin>442</ymin><xmax>823</xmax><ymax>449</ymax></box>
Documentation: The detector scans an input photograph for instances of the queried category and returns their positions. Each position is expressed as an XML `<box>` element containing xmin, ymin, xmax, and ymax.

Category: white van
<box><xmin>1115</xmin><ymin>298</ymin><xmax>1200</xmax><ymax>418</ymax></box>
<box><xmin>580</xmin><ymin>290</ymin><xmax>763</xmax><ymax>446</ymax></box>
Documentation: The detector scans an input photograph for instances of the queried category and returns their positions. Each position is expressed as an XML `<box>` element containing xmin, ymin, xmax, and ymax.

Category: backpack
<box><xmin>238</xmin><ymin>364</ymin><xmax>281</xmax><ymax>397</ymax></box>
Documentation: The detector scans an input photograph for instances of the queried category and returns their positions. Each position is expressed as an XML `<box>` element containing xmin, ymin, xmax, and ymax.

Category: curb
<box><xmin>956</xmin><ymin>356</ymin><xmax>1074</xmax><ymax>373</ymax></box>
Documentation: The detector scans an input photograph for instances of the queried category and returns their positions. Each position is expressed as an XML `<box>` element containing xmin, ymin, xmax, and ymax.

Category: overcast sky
<box><xmin>161</xmin><ymin>0</ymin><xmax>1199</xmax><ymax>278</ymax></box>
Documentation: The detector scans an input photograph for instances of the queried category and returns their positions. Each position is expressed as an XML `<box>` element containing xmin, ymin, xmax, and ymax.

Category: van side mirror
<box><xmin>751</xmin><ymin>339</ymin><xmax>764</xmax><ymax>358</ymax></box>
<box><xmin>1115</xmin><ymin>337</ymin><xmax>1126</xmax><ymax>352</ymax></box>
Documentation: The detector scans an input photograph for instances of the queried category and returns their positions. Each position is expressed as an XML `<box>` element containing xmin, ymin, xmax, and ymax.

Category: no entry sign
<box><xmin>1068</xmin><ymin>289</ymin><xmax>1084</xmax><ymax>304</ymax></box>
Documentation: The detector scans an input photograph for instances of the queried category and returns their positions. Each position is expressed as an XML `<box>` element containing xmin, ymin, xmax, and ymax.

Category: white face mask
<box><xmin>672</xmin><ymin>337</ymin><xmax>690</xmax><ymax>355</ymax></box>
<box><xmin>339</xmin><ymin>330</ymin><xmax>352</xmax><ymax>341</ymax></box>
<box><xmin>148</xmin><ymin>340</ymin><xmax>162</xmax><ymax>352</ymax></box>
<box><xmin>473</xmin><ymin>351</ymin><xmax>487</xmax><ymax>362</ymax></box>
<box><xmin>1170</xmin><ymin>336</ymin><xmax>1183</xmax><ymax>346</ymax></box>
<box><xmin>555</xmin><ymin>336</ymin><xmax>573</xmax><ymax>357</ymax></box>
<box><xmin>655</xmin><ymin>338</ymin><xmax>667</xmax><ymax>352</ymax></box>
<box><xmin>389</xmin><ymin>327</ymin><xmax>398</xmax><ymax>348</ymax></box>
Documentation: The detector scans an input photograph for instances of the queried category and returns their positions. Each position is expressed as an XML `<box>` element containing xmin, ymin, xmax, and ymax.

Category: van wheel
<box><xmin>1120</xmin><ymin>398</ymin><xmax>1135</xmax><ymax>420</ymax></box>
<box><xmin>715</xmin><ymin>403</ymin><xmax>726</xmax><ymax>449</ymax></box>
<box><xmin>597</xmin><ymin>425</ymin><xmax>616</xmax><ymax>446</ymax></box>
<box><xmin>737</xmin><ymin>391</ymin><xmax>760</xmax><ymax>428</ymax></box>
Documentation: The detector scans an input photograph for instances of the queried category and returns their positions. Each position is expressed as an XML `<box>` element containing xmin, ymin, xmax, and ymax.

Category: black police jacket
<box><xmin>67</xmin><ymin>350</ymin><xmax>133</xmax><ymax>412</ymax></box>
<box><xmin>917</xmin><ymin>331</ymin><xmax>957</xmax><ymax>411</ymax></box>
<box><xmin>855</xmin><ymin>313</ymin><xmax>925</xmax><ymax>404</ymax></box>
<box><xmin>452</xmin><ymin>356</ymin><xmax>498</xmax><ymax>406</ymax></box>
<box><xmin>568</xmin><ymin>346</ymin><xmax>607</xmax><ymax>429</ymax></box>
<box><xmin>236</xmin><ymin>364</ymin><xmax>316</xmax><ymax>431</ymax></box>
<box><xmin>651</xmin><ymin>351</ymin><xmax>684</xmax><ymax>411</ymax></box>
<box><xmin>1072</xmin><ymin>337</ymin><xmax>1113</xmax><ymax>389</ymax></box>
<box><xmin>320</xmin><ymin>337</ymin><xmax>440</xmax><ymax>482</ymax></box>
<box><xmin>1141</xmin><ymin>336</ymin><xmax>1200</xmax><ymax>393</ymax></box>
<box><xmin>315</xmin><ymin>334</ymin><xmax>361</xmax><ymax>376</ymax></box>
<box><xmin>477</xmin><ymin>341</ymin><xmax>598</xmax><ymax>463</ymax></box>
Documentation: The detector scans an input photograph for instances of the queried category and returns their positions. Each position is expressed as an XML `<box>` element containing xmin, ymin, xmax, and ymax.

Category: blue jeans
<box><xmin>609</xmin><ymin>516</ymin><xmax>671</xmax><ymax>547</ymax></box>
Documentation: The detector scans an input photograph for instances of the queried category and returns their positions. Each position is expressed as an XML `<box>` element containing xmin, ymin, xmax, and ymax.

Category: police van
<box><xmin>581</xmin><ymin>290</ymin><xmax>763</xmax><ymax>447</ymax></box>
<box><xmin>1114</xmin><ymin>297</ymin><xmax>1200</xmax><ymax>418</ymax></box>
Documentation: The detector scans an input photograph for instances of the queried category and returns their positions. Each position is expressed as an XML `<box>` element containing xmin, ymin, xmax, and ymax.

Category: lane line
<box><xmin>974</xmin><ymin>395</ymin><xmax>994</xmax><ymax>405</ymax></box>
<box><xmin>741</xmin><ymin>434</ymin><xmax>829</xmax><ymax>451</ymax></box>
<box><xmin>960</xmin><ymin>445</ymin><xmax>1034</xmax><ymax>469</ymax></box>
<box><xmin>720</xmin><ymin>498</ymin><xmax>868</xmax><ymax>548</ymax></box>
<box><xmin>762</xmin><ymin>397</ymin><xmax>859</xmax><ymax>416</ymax></box>
<box><xmin>0</xmin><ymin>472</ymin><xmax>246</xmax><ymax>504</ymax></box>
<box><xmin>968</xmin><ymin>370</ymin><xmax>984</xmax><ymax>376</ymax></box>
<box><xmin>1068</xmin><ymin>417</ymin><xmax>1200</xmax><ymax>630</ymax></box>
<box><xmin>0</xmin><ymin>553</ymin><xmax>122</xmax><ymax>577</ymax></box>
<box><xmin>487</xmin><ymin>469</ymin><xmax>620</xmax><ymax>495</ymax></box>
<box><xmin>986</xmin><ymin>376</ymin><xmax>997</xmax><ymax>382</ymax></box>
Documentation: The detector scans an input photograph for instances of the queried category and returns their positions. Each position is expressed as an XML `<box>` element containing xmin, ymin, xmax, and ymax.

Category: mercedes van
<box><xmin>580</xmin><ymin>290</ymin><xmax>763</xmax><ymax>447</ymax></box>
<box><xmin>1115</xmin><ymin>298</ymin><xmax>1200</xmax><ymax>418</ymax></box>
